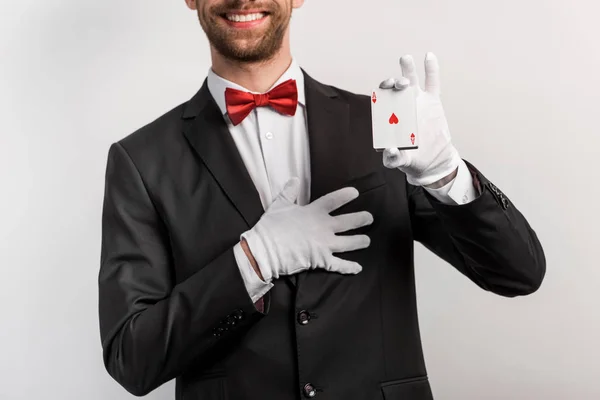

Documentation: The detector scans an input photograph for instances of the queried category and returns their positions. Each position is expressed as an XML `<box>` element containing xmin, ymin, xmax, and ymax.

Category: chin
<box><xmin>224</xmin><ymin>49</ymin><xmax>275</xmax><ymax>63</ymax></box>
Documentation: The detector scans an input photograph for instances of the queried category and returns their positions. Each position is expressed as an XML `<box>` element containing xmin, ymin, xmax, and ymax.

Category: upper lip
<box><xmin>223</xmin><ymin>10</ymin><xmax>268</xmax><ymax>15</ymax></box>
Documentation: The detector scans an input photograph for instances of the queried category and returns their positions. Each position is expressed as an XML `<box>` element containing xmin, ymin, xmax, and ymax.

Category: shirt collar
<box><xmin>207</xmin><ymin>58</ymin><xmax>305</xmax><ymax>116</ymax></box>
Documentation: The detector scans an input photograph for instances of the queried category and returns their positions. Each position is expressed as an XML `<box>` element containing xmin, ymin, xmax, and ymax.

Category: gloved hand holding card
<box><xmin>374</xmin><ymin>52</ymin><xmax>463</xmax><ymax>187</ymax></box>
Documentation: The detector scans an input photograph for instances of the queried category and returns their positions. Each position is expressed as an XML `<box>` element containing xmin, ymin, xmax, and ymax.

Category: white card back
<box><xmin>371</xmin><ymin>85</ymin><xmax>418</xmax><ymax>150</ymax></box>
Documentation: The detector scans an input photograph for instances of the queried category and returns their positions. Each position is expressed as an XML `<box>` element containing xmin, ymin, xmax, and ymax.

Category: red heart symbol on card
<box><xmin>372</xmin><ymin>92</ymin><xmax>377</xmax><ymax>103</ymax></box>
<box><xmin>389</xmin><ymin>113</ymin><xmax>399</xmax><ymax>124</ymax></box>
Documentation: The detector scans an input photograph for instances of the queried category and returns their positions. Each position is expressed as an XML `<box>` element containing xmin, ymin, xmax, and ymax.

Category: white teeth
<box><xmin>226</xmin><ymin>13</ymin><xmax>265</xmax><ymax>22</ymax></box>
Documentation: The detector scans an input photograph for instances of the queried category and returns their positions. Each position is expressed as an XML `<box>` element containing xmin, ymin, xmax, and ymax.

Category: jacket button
<box><xmin>233</xmin><ymin>309</ymin><xmax>245</xmax><ymax>320</ymax></box>
<box><xmin>303</xmin><ymin>383</ymin><xmax>316</xmax><ymax>398</ymax></box>
<box><xmin>297</xmin><ymin>310</ymin><xmax>311</xmax><ymax>325</ymax></box>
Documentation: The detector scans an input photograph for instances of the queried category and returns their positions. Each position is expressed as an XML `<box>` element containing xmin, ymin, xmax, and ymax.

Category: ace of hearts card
<box><xmin>371</xmin><ymin>85</ymin><xmax>419</xmax><ymax>151</ymax></box>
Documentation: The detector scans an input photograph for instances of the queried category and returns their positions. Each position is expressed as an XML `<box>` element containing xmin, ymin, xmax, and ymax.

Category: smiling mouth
<box><xmin>223</xmin><ymin>12</ymin><xmax>269</xmax><ymax>23</ymax></box>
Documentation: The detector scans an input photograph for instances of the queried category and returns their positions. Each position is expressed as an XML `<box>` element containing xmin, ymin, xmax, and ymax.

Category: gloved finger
<box><xmin>311</xmin><ymin>186</ymin><xmax>359</xmax><ymax>213</ymax></box>
<box><xmin>331</xmin><ymin>211</ymin><xmax>374</xmax><ymax>233</ymax></box>
<box><xmin>330</xmin><ymin>234</ymin><xmax>371</xmax><ymax>253</ymax></box>
<box><xmin>399</xmin><ymin>54</ymin><xmax>420</xmax><ymax>89</ymax></box>
<box><xmin>327</xmin><ymin>256</ymin><xmax>363</xmax><ymax>274</ymax></box>
<box><xmin>394</xmin><ymin>77</ymin><xmax>411</xmax><ymax>90</ymax></box>
<box><xmin>382</xmin><ymin>147</ymin><xmax>410</xmax><ymax>169</ymax></box>
<box><xmin>424</xmin><ymin>52</ymin><xmax>441</xmax><ymax>95</ymax></box>
<box><xmin>277</xmin><ymin>176</ymin><xmax>301</xmax><ymax>203</ymax></box>
<box><xmin>379</xmin><ymin>77</ymin><xmax>397</xmax><ymax>89</ymax></box>
<box><xmin>379</xmin><ymin>77</ymin><xmax>410</xmax><ymax>92</ymax></box>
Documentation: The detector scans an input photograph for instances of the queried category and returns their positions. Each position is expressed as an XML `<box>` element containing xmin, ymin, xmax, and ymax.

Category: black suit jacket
<box><xmin>99</xmin><ymin>70</ymin><xmax>545</xmax><ymax>400</ymax></box>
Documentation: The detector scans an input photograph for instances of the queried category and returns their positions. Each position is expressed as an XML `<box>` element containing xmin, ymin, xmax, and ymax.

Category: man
<box><xmin>98</xmin><ymin>0</ymin><xmax>545</xmax><ymax>399</ymax></box>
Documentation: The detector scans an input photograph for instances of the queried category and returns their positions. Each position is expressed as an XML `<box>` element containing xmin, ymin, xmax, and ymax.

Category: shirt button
<box><xmin>265</xmin><ymin>132</ymin><xmax>273</xmax><ymax>139</ymax></box>
<box><xmin>303</xmin><ymin>383</ymin><xmax>316</xmax><ymax>398</ymax></box>
<box><xmin>297</xmin><ymin>310</ymin><xmax>311</xmax><ymax>325</ymax></box>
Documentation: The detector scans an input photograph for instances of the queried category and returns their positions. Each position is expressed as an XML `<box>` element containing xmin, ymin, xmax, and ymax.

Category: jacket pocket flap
<box><xmin>342</xmin><ymin>170</ymin><xmax>387</xmax><ymax>194</ymax></box>
<box><xmin>381</xmin><ymin>376</ymin><xmax>433</xmax><ymax>400</ymax></box>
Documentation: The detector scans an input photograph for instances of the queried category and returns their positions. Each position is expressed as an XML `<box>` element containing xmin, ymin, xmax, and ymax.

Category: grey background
<box><xmin>1</xmin><ymin>0</ymin><xmax>598</xmax><ymax>399</ymax></box>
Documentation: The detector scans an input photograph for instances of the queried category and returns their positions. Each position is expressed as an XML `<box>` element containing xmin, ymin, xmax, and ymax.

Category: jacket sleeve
<box><xmin>98</xmin><ymin>142</ymin><xmax>269</xmax><ymax>396</ymax></box>
<box><xmin>407</xmin><ymin>159</ymin><xmax>546</xmax><ymax>297</ymax></box>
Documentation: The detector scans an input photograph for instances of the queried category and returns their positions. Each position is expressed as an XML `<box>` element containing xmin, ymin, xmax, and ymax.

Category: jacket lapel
<box><xmin>181</xmin><ymin>81</ymin><xmax>264</xmax><ymax>230</ymax></box>
<box><xmin>302</xmin><ymin>70</ymin><xmax>354</xmax><ymax>203</ymax></box>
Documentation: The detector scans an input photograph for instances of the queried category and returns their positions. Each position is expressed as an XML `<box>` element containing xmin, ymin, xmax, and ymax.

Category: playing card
<box><xmin>371</xmin><ymin>85</ymin><xmax>418</xmax><ymax>151</ymax></box>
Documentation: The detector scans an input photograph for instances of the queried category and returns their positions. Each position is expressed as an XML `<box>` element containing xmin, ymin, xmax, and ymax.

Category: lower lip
<box><xmin>222</xmin><ymin>14</ymin><xmax>269</xmax><ymax>29</ymax></box>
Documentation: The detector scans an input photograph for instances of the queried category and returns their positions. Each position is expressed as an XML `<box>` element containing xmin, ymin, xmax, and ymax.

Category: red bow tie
<box><xmin>224</xmin><ymin>79</ymin><xmax>298</xmax><ymax>126</ymax></box>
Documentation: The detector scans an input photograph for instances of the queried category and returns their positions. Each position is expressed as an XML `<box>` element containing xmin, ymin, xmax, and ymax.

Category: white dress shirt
<box><xmin>206</xmin><ymin>59</ymin><xmax>477</xmax><ymax>303</ymax></box>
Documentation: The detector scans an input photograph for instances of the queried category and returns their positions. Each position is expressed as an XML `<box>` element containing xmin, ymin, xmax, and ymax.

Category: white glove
<box><xmin>380</xmin><ymin>52</ymin><xmax>462</xmax><ymax>187</ymax></box>
<box><xmin>240</xmin><ymin>177</ymin><xmax>373</xmax><ymax>283</ymax></box>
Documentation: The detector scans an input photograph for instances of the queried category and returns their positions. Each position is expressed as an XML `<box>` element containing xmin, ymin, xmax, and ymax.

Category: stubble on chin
<box><xmin>198</xmin><ymin>3</ymin><xmax>291</xmax><ymax>63</ymax></box>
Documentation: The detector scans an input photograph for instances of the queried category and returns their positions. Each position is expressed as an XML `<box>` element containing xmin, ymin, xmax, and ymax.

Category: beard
<box><xmin>198</xmin><ymin>0</ymin><xmax>292</xmax><ymax>63</ymax></box>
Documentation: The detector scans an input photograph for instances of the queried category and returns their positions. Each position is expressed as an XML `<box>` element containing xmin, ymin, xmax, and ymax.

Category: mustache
<box><xmin>211</xmin><ymin>0</ymin><xmax>278</xmax><ymax>14</ymax></box>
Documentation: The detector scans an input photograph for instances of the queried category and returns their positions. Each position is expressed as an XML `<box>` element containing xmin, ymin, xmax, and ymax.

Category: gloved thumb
<box><xmin>277</xmin><ymin>177</ymin><xmax>301</xmax><ymax>203</ymax></box>
<box><xmin>383</xmin><ymin>147</ymin><xmax>410</xmax><ymax>169</ymax></box>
